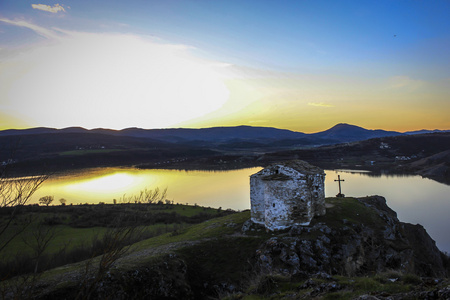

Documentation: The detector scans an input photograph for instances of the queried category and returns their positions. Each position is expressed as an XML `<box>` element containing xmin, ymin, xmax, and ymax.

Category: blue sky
<box><xmin>0</xmin><ymin>0</ymin><xmax>449</xmax><ymax>131</ymax></box>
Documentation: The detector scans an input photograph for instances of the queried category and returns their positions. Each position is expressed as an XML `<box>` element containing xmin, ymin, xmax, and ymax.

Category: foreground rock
<box><xmin>254</xmin><ymin>196</ymin><xmax>448</xmax><ymax>278</ymax></box>
<box><xmin>6</xmin><ymin>196</ymin><xmax>449</xmax><ymax>299</ymax></box>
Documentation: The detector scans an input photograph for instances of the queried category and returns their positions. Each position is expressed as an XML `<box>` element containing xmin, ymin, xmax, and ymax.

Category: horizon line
<box><xmin>1</xmin><ymin>123</ymin><xmax>449</xmax><ymax>135</ymax></box>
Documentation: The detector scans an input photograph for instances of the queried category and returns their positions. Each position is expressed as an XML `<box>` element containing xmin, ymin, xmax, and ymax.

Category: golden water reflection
<box><xmin>30</xmin><ymin>167</ymin><xmax>263</xmax><ymax>210</ymax></box>
<box><xmin>28</xmin><ymin>167</ymin><xmax>450</xmax><ymax>252</ymax></box>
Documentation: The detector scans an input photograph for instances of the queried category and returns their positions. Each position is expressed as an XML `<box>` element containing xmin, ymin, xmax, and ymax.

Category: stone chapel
<box><xmin>250</xmin><ymin>160</ymin><xmax>325</xmax><ymax>231</ymax></box>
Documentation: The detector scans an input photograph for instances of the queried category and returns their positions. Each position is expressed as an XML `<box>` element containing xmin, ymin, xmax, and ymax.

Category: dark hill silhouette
<box><xmin>98</xmin><ymin>125</ymin><xmax>306</xmax><ymax>142</ymax></box>
<box><xmin>404</xmin><ymin>129</ymin><xmax>449</xmax><ymax>135</ymax></box>
<box><xmin>1</xmin><ymin>123</ymin><xmax>449</xmax><ymax>181</ymax></box>
<box><xmin>310</xmin><ymin>123</ymin><xmax>403</xmax><ymax>142</ymax></box>
<box><xmin>0</xmin><ymin>123</ymin><xmax>411</xmax><ymax>146</ymax></box>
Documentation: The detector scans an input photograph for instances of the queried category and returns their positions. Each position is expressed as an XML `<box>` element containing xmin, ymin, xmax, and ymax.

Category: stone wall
<box><xmin>250</xmin><ymin>175</ymin><xmax>265</xmax><ymax>225</ymax></box>
<box><xmin>264</xmin><ymin>178</ymin><xmax>311</xmax><ymax>230</ymax></box>
<box><xmin>250</xmin><ymin>161</ymin><xmax>325</xmax><ymax>231</ymax></box>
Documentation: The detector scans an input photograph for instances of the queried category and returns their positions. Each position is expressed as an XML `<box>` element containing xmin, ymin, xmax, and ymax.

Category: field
<box><xmin>0</xmin><ymin>202</ymin><xmax>233</xmax><ymax>279</ymax></box>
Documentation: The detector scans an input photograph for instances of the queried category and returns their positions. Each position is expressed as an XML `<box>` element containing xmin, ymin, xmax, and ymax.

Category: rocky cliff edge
<box><xmin>252</xmin><ymin>196</ymin><xmax>448</xmax><ymax>279</ymax></box>
<box><xmin>10</xmin><ymin>196</ymin><xmax>450</xmax><ymax>299</ymax></box>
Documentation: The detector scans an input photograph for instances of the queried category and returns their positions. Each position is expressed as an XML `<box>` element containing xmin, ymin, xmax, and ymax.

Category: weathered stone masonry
<box><xmin>250</xmin><ymin>160</ymin><xmax>325</xmax><ymax>231</ymax></box>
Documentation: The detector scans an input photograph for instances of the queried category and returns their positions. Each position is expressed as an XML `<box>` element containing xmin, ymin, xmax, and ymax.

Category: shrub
<box><xmin>401</xmin><ymin>274</ymin><xmax>422</xmax><ymax>285</ymax></box>
<box><xmin>39</xmin><ymin>196</ymin><xmax>54</xmax><ymax>206</ymax></box>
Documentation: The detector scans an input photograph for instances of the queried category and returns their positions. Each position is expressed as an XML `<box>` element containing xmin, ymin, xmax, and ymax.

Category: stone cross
<box><xmin>334</xmin><ymin>175</ymin><xmax>345</xmax><ymax>197</ymax></box>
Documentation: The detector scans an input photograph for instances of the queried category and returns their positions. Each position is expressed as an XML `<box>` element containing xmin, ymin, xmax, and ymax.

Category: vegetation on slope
<box><xmin>1</xmin><ymin>196</ymin><xmax>449</xmax><ymax>299</ymax></box>
<box><xmin>0</xmin><ymin>202</ymin><xmax>233</xmax><ymax>280</ymax></box>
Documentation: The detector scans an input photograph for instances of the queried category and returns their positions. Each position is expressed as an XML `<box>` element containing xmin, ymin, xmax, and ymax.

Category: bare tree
<box><xmin>0</xmin><ymin>174</ymin><xmax>48</xmax><ymax>253</ymax></box>
<box><xmin>59</xmin><ymin>198</ymin><xmax>67</xmax><ymax>206</ymax></box>
<box><xmin>23</xmin><ymin>224</ymin><xmax>57</xmax><ymax>275</ymax></box>
<box><xmin>144</xmin><ymin>187</ymin><xmax>167</xmax><ymax>203</ymax></box>
<box><xmin>0</xmin><ymin>155</ymin><xmax>48</xmax><ymax>298</ymax></box>
<box><xmin>39</xmin><ymin>195</ymin><xmax>54</xmax><ymax>206</ymax></box>
<box><xmin>120</xmin><ymin>187</ymin><xmax>168</xmax><ymax>204</ymax></box>
<box><xmin>0</xmin><ymin>222</ymin><xmax>58</xmax><ymax>299</ymax></box>
<box><xmin>76</xmin><ymin>214</ymin><xmax>141</xmax><ymax>299</ymax></box>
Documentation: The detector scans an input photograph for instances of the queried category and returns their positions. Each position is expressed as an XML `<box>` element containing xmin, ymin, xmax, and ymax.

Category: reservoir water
<box><xmin>27</xmin><ymin>167</ymin><xmax>450</xmax><ymax>253</ymax></box>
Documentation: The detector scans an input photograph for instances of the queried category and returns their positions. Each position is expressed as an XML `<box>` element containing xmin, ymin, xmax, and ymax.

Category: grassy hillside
<box><xmin>0</xmin><ymin>203</ymin><xmax>233</xmax><ymax>279</ymax></box>
<box><xmin>2</xmin><ymin>198</ymin><xmax>448</xmax><ymax>299</ymax></box>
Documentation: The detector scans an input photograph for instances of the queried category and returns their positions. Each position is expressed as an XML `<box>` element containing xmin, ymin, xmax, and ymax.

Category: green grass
<box><xmin>20</xmin><ymin>210</ymin><xmax>251</xmax><ymax>288</ymax></box>
<box><xmin>6</xmin><ymin>197</ymin><xmax>373</xmax><ymax>266</ymax></box>
<box><xmin>323</xmin><ymin>275</ymin><xmax>414</xmax><ymax>299</ymax></box>
<box><xmin>0</xmin><ymin>202</ymin><xmax>235</xmax><ymax>279</ymax></box>
<box><xmin>236</xmin><ymin>274</ymin><xmax>423</xmax><ymax>300</ymax></box>
<box><xmin>147</xmin><ymin>204</ymin><xmax>225</xmax><ymax>217</ymax></box>
<box><xmin>323</xmin><ymin>291</ymin><xmax>354</xmax><ymax>300</ymax></box>
<box><xmin>176</xmin><ymin>236</ymin><xmax>262</xmax><ymax>289</ymax></box>
<box><xmin>1</xmin><ymin>221</ymin><xmax>197</xmax><ymax>263</ymax></box>
<box><xmin>0</xmin><ymin>224</ymin><xmax>107</xmax><ymax>260</ymax></box>
<box><xmin>313</xmin><ymin>197</ymin><xmax>386</xmax><ymax>230</ymax></box>
<box><xmin>130</xmin><ymin>211</ymin><xmax>250</xmax><ymax>253</ymax></box>
<box><xmin>3</xmin><ymin>196</ymin><xmax>443</xmax><ymax>299</ymax></box>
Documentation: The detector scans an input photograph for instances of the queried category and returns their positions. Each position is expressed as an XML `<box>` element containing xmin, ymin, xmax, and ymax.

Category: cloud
<box><xmin>387</xmin><ymin>76</ymin><xmax>425</xmax><ymax>90</ymax></box>
<box><xmin>31</xmin><ymin>3</ymin><xmax>66</xmax><ymax>13</ymax></box>
<box><xmin>308</xmin><ymin>102</ymin><xmax>334</xmax><ymax>108</ymax></box>
<box><xmin>0</xmin><ymin>18</ymin><xmax>60</xmax><ymax>39</ymax></box>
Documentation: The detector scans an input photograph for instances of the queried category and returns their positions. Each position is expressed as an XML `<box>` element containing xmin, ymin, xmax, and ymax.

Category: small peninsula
<box><xmin>2</xmin><ymin>195</ymin><xmax>448</xmax><ymax>299</ymax></box>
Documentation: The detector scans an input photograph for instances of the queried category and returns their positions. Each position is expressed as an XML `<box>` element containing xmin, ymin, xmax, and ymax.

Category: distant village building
<box><xmin>395</xmin><ymin>156</ymin><xmax>411</xmax><ymax>161</ymax></box>
<box><xmin>379</xmin><ymin>142</ymin><xmax>390</xmax><ymax>149</ymax></box>
<box><xmin>250</xmin><ymin>160</ymin><xmax>326</xmax><ymax>231</ymax></box>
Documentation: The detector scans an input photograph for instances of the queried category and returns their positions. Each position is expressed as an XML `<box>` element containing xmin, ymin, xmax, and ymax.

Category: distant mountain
<box><xmin>404</xmin><ymin>129</ymin><xmax>450</xmax><ymax>135</ymax></box>
<box><xmin>0</xmin><ymin>127</ymin><xmax>58</xmax><ymax>136</ymax></box>
<box><xmin>0</xmin><ymin>123</ymin><xmax>420</xmax><ymax>147</ymax></box>
<box><xmin>310</xmin><ymin>123</ymin><xmax>404</xmax><ymax>142</ymax></box>
<box><xmin>2</xmin><ymin>123</ymin><xmax>449</xmax><ymax>177</ymax></box>
<box><xmin>0</xmin><ymin>126</ymin><xmax>307</xmax><ymax>144</ymax></box>
<box><xmin>0</xmin><ymin>127</ymin><xmax>88</xmax><ymax>136</ymax></box>
<box><xmin>113</xmin><ymin>125</ymin><xmax>306</xmax><ymax>142</ymax></box>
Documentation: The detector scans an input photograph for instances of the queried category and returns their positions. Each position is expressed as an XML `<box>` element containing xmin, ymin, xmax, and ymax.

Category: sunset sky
<box><xmin>1</xmin><ymin>1</ymin><xmax>449</xmax><ymax>133</ymax></box>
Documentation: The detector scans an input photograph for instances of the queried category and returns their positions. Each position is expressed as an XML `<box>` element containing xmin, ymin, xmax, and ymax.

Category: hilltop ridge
<box><xmin>4</xmin><ymin>196</ymin><xmax>448</xmax><ymax>299</ymax></box>
<box><xmin>1</xmin><ymin>124</ymin><xmax>449</xmax><ymax>184</ymax></box>
<box><xmin>2</xmin><ymin>123</ymin><xmax>446</xmax><ymax>143</ymax></box>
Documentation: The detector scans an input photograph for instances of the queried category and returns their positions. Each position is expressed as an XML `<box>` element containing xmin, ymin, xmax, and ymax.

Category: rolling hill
<box><xmin>0</xmin><ymin>123</ymin><xmax>408</xmax><ymax>145</ymax></box>
<box><xmin>1</xmin><ymin>124</ymin><xmax>448</xmax><ymax>180</ymax></box>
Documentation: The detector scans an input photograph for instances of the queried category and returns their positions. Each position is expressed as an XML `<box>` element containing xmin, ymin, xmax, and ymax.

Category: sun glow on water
<box><xmin>64</xmin><ymin>173</ymin><xmax>145</xmax><ymax>194</ymax></box>
<box><xmin>20</xmin><ymin>167</ymin><xmax>450</xmax><ymax>251</ymax></box>
<box><xmin>29</xmin><ymin>168</ymin><xmax>261</xmax><ymax>209</ymax></box>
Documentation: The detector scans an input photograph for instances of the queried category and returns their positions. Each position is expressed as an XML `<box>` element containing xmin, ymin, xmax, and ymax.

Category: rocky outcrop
<box><xmin>299</xmin><ymin>273</ymin><xmax>450</xmax><ymax>300</ymax></box>
<box><xmin>27</xmin><ymin>196</ymin><xmax>449</xmax><ymax>300</ymax></box>
<box><xmin>254</xmin><ymin>196</ymin><xmax>448</xmax><ymax>278</ymax></box>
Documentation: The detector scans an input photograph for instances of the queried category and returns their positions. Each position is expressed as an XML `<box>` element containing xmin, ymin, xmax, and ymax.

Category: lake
<box><xmin>27</xmin><ymin>167</ymin><xmax>450</xmax><ymax>253</ymax></box>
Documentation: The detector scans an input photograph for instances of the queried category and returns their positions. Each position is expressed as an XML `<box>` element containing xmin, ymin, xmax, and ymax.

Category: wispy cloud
<box><xmin>308</xmin><ymin>102</ymin><xmax>334</xmax><ymax>108</ymax></box>
<box><xmin>31</xmin><ymin>3</ymin><xmax>66</xmax><ymax>13</ymax></box>
<box><xmin>0</xmin><ymin>18</ymin><xmax>61</xmax><ymax>39</ymax></box>
<box><xmin>387</xmin><ymin>76</ymin><xmax>425</xmax><ymax>90</ymax></box>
